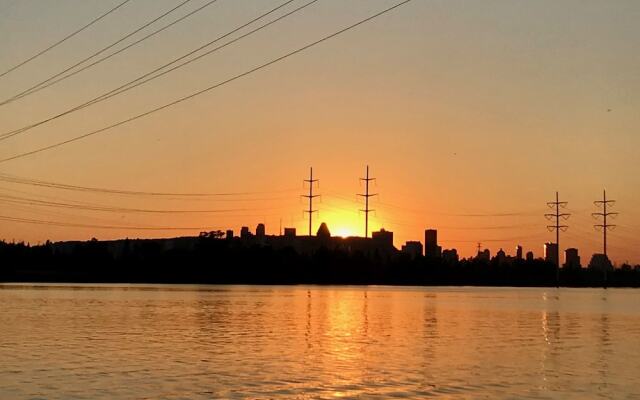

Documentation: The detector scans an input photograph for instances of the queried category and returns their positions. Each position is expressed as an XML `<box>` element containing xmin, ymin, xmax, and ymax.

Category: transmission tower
<box><xmin>545</xmin><ymin>191</ymin><xmax>570</xmax><ymax>283</ymax></box>
<box><xmin>302</xmin><ymin>167</ymin><xmax>319</xmax><ymax>236</ymax></box>
<box><xmin>593</xmin><ymin>190</ymin><xmax>618</xmax><ymax>257</ymax></box>
<box><xmin>357</xmin><ymin>165</ymin><xmax>377</xmax><ymax>238</ymax></box>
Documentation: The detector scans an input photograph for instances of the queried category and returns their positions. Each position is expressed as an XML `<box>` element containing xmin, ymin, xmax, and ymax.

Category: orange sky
<box><xmin>0</xmin><ymin>0</ymin><xmax>638</xmax><ymax>263</ymax></box>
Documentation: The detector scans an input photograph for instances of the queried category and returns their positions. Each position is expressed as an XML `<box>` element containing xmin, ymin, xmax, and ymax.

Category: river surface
<box><xmin>0</xmin><ymin>284</ymin><xmax>639</xmax><ymax>399</ymax></box>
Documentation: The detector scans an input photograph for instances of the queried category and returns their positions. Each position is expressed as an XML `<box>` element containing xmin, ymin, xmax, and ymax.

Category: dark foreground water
<box><xmin>1</xmin><ymin>284</ymin><xmax>639</xmax><ymax>399</ymax></box>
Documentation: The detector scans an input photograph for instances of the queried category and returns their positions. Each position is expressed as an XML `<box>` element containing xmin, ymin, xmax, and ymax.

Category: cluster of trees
<box><xmin>0</xmin><ymin>238</ymin><xmax>638</xmax><ymax>287</ymax></box>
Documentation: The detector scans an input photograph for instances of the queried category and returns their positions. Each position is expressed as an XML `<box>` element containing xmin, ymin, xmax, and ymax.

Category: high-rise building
<box><xmin>226</xmin><ymin>230</ymin><xmax>234</xmax><ymax>240</ymax></box>
<box><xmin>526</xmin><ymin>251</ymin><xmax>534</xmax><ymax>262</ymax></box>
<box><xmin>425</xmin><ymin>229</ymin><xmax>441</xmax><ymax>258</ymax></box>
<box><xmin>256</xmin><ymin>223</ymin><xmax>266</xmax><ymax>238</ymax></box>
<box><xmin>401</xmin><ymin>241</ymin><xmax>423</xmax><ymax>259</ymax></box>
<box><xmin>544</xmin><ymin>242</ymin><xmax>558</xmax><ymax>265</ymax></box>
<box><xmin>240</xmin><ymin>226</ymin><xmax>251</xmax><ymax>239</ymax></box>
<box><xmin>516</xmin><ymin>245</ymin><xmax>523</xmax><ymax>260</ymax></box>
<box><xmin>564</xmin><ymin>248</ymin><xmax>581</xmax><ymax>268</ymax></box>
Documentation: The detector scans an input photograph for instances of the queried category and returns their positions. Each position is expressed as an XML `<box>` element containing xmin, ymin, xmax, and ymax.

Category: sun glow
<box><xmin>334</xmin><ymin>226</ymin><xmax>356</xmax><ymax>238</ymax></box>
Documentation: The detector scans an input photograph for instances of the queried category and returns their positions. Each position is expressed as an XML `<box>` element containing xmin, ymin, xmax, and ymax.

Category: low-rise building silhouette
<box><xmin>477</xmin><ymin>249</ymin><xmax>491</xmax><ymax>262</ymax></box>
<box><xmin>401</xmin><ymin>241</ymin><xmax>423</xmax><ymax>259</ymax></box>
<box><xmin>372</xmin><ymin>229</ymin><xmax>393</xmax><ymax>248</ymax></box>
<box><xmin>526</xmin><ymin>251</ymin><xmax>534</xmax><ymax>262</ymax></box>
<box><xmin>588</xmin><ymin>253</ymin><xmax>613</xmax><ymax>271</ymax></box>
<box><xmin>442</xmin><ymin>248</ymin><xmax>459</xmax><ymax>265</ymax></box>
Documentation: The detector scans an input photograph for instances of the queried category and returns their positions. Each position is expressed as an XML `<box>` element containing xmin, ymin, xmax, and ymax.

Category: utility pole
<box><xmin>302</xmin><ymin>167</ymin><xmax>319</xmax><ymax>236</ymax></box>
<box><xmin>545</xmin><ymin>191</ymin><xmax>570</xmax><ymax>286</ymax></box>
<box><xmin>593</xmin><ymin>190</ymin><xmax>617</xmax><ymax>257</ymax></box>
<box><xmin>477</xmin><ymin>242</ymin><xmax>482</xmax><ymax>255</ymax></box>
<box><xmin>593</xmin><ymin>190</ymin><xmax>617</xmax><ymax>288</ymax></box>
<box><xmin>357</xmin><ymin>165</ymin><xmax>377</xmax><ymax>238</ymax></box>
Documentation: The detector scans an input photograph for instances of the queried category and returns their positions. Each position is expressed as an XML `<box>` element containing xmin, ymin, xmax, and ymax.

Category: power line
<box><xmin>372</xmin><ymin>197</ymin><xmax>543</xmax><ymax>217</ymax></box>
<box><xmin>1</xmin><ymin>198</ymin><xmax>293</xmax><ymax>231</ymax></box>
<box><xmin>4</xmin><ymin>201</ymin><xmax>178</xmax><ymax>230</ymax></box>
<box><xmin>0</xmin><ymin>0</ymin><xmax>221</xmax><ymax>111</ymax></box>
<box><xmin>302</xmin><ymin>167</ymin><xmax>319</xmax><ymax>236</ymax></box>
<box><xmin>0</xmin><ymin>0</ymin><xmax>309</xmax><ymax>142</ymax></box>
<box><xmin>0</xmin><ymin>0</ymin><xmax>132</xmax><ymax>79</ymax></box>
<box><xmin>324</xmin><ymin>191</ymin><xmax>542</xmax><ymax>218</ymax></box>
<box><xmin>444</xmin><ymin>234</ymin><xmax>547</xmax><ymax>244</ymax></box>
<box><xmin>357</xmin><ymin>165</ymin><xmax>377</xmax><ymax>238</ymax></box>
<box><xmin>322</xmin><ymin>195</ymin><xmax>541</xmax><ymax>234</ymax></box>
<box><xmin>0</xmin><ymin>214</ymin><xmax>225</xmax><ymax>231</ymax></box>
<box><xmin>0</xmin><ymin>0</ymin><xmax>195</xmax><ymax>106</ymax></box>
<box><xmin>0</xmin><ymin>192</ymin><xmax>288</xmax><ymax>214</ymax></box>
<box><xmin>0</xmin><ymin>173</ymin><xmax>298</xmax><ymax>197</ymax></box>
<box><xmin>10</xmin><ymin>200</ymin><xmax>290</xmax><ymax>222</ymax></box>
<box><xmin>0</xmin><ymin>0</ymin><xmax>414</xmax><ymax>163</ymax></box>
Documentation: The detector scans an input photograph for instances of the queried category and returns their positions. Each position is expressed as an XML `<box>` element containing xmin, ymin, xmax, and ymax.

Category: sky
<box><xmin>0</xmin><ymin>0</ymin><xmax>638</xmax><ymax>264</ymax></box>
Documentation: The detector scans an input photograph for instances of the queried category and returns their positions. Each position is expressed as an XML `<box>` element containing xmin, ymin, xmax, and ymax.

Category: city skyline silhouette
<box><xmin>0</xmin><ymin>1</ymin><xmax>637</xmax><ymax>265</ymax></box>
<box><xmin>0</xmin><ymin>166</ymin><xmax>634</xmax><ymax>266</ymax></box>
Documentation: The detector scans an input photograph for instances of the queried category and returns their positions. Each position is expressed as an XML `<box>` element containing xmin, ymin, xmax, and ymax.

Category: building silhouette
<box><xmin>526</xmin><ymin>251</ymin><xmax>534</xmax><ymax>262</ymax></box>
<box><xmin>588</xmin><ymin>254</ymin><xmax>613</xmax><ymax>271</ymax></box>
<box><xmin>477</xmin><ymin>249</ymin><xmax>491</xmax><ymax>262</ymax></box>
<box><xmin>3</xmin><ymin>217</ymin><xmax>639</xmax><ymax>287</ymax></box>
<box><xmin>495</xmin><ymin>248</ymin><xmax>507</xmax><ymax>265</ymax></box>
<box><xmin>372</xmin><ymin>229</ymin><xmax>393</xmax><ymax>248</ymax></box>
<box><xmin>402</xmin><ymin>241</ymin><xmax>423</xmax><ymax>259</ymax></box>
<box><xmin>544</xmin><ymin>242</ymin><xmax>558</xmax><ymax>264</ymax></box>
<box><xmin>516</xmin><ymin>245</ymin><xmax>523</xmax><ymax>261</ymax></box>
<box><xmin>564</xmin><ymin>248</ymin><xmax>581</xmax><ymax>269</ymax></box>
<box><xmin>442</xmin><ymin>248</ymin><xmax>459</xmax><ymax>265</ymax></box>
<box><xmin>425</xmin><ymin>229</ymin><xmax>441</xmax><ymax>258</ymax></box>
<box><xmin>317</xmin><ymin>223</ymin><xmax>331</xmax><ymax>238</ymax></box>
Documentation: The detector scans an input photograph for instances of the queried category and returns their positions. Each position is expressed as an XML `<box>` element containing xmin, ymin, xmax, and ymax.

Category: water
<box><xmin>1</xmin><ymin>284</ymin><xmax>639</xmax><ymax>399</ymax></box>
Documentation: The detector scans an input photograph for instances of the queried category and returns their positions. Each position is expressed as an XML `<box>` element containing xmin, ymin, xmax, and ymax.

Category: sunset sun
<box><xmin>335</xmin><ymin>226</ymin><xmax>356</xmax><ymax>238</ymax></box>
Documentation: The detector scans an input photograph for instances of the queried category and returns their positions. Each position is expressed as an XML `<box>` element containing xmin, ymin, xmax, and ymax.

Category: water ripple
<box><xmin>1</xmin><ymin>284</ymin><xmax>639</xmax><ymax>398</ymax></box>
